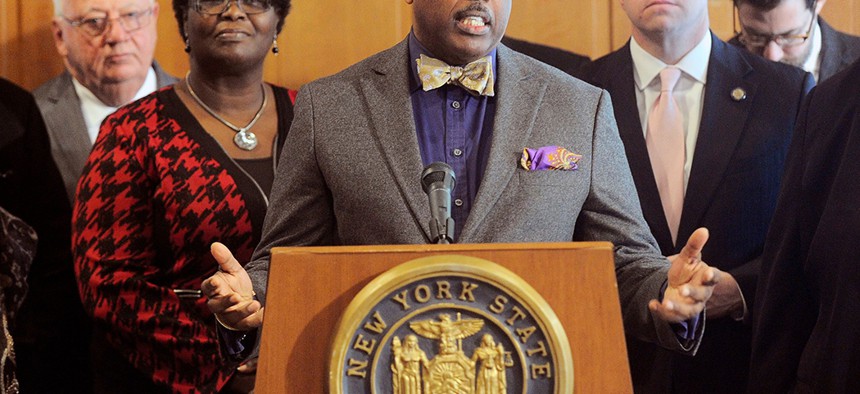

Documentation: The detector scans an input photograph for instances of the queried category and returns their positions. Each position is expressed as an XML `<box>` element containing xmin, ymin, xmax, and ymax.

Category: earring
<box><xmin>184</xmin><ymin>38</ymin><xmax>191</xmax><ymax>53</ymax></box>
<box><xmin>272</xmin><ymin>37</ymin><xmax>279</xmax><ymax>56</ymax></box>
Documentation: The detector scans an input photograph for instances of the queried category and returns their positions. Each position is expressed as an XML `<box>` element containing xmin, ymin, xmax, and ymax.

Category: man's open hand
<box><xmin>650</xmin><ymin>228</ymin><xmax>723</xmax><ymax>323</ymax></box>
<box><xmin>201</xmin><ymin>242</ymin><xmax>264</xmax><ymax>331</ymax></box>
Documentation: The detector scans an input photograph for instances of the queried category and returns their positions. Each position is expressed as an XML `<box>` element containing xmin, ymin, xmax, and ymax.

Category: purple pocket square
<box><xmin>519</xmin><ymin>146</ymin><xmax>582</xmax><ymax>171</ymax></box>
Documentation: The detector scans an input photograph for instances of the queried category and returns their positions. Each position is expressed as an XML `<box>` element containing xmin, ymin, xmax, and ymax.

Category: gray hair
<box><xmin>53</xmin><ymin>0</ymin><xmax>157</xmax><ymax>16</ymax></box>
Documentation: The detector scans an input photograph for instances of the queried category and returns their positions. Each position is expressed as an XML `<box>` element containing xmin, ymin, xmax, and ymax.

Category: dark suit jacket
<box><xmin>501</xmin><ymin>36</ymin><xmax>590</xmax><ymax>77</ymax></box>
<box><xmin>728</xmin><ymin>17</ymin><xmax>860</xmax><ymax>82</ymax></box>
<box><xmin>750</xmin><ymin>59</ymin><xmax>860</xmax><ymax>393</ymax></box>
<box><xmin>33</xmin><ymin>63</ymin><xmax>177</xmax><ymax>204</ymax></box>
<box><xmin>582</xmin><ymin>34</ymin><xmax>814</xmax><ymax>392</ymax></box>
<box><xmin>817</xmin><ymin>18</ymin><xmax>860</xmax><ymax>81</ymax></box>
<box><xmin>0</xmin><ymin>78</ymin><xmax>90</xmax><ymax>393</ymax></box>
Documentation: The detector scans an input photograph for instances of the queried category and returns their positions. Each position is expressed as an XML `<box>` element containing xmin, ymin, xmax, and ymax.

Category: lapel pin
<box><xmin>731</xmin><ymin>87</ymin><xmax>747</xmax><ymax>102</ymax></box>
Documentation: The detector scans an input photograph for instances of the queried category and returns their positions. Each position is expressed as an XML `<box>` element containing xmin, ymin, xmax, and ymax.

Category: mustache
<box><xmin>454</xmin><ymin>3</ymin><xmax>492</xmax><ymax>22</ymax></box>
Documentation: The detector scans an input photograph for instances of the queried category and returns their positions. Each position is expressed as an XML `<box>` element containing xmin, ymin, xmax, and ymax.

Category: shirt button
<box><xmin>453</xmin><ymin>148</ymin><xmax>463</xmax><ymax>157</ymax></box>
<box><xmin>451</xmin><ymin>101</ymin><xmax>461</xmax><ymax>109</ymax></box>
<box><xmin>454</xmin><ymin>199</ymin><xmax>464</xmax><ymax>207</ymax></box>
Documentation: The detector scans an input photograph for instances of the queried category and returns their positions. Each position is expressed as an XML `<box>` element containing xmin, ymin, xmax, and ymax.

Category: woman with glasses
<box><xmin>72</xmin><ymin>0</ymin><xmax>294</xmax><ymax>392</ymax></box>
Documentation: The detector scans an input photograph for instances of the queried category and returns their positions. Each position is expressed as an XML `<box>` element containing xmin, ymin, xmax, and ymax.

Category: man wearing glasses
<box><xmin>21</xmin><ymin>1</ymin><xmax>174</xmax><ymax>393</ymax></box>
<box><xmin>732</xmin><ymin>0</ymin><xmax>860</xmax><ymax>82</ymax></box>
<box><xmin>34</xmin><ymin>0</ymin><xmax>176</xmax><ymax>204</ymax></box>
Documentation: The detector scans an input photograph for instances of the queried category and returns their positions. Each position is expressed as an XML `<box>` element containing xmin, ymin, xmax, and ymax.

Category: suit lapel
<box><xmin>43</xmin><ymin>73</ymin><xmax>92</xmax><ymax>181</ymax></box>
<box><xmin>153</xmin><ymin>62</ymin><xmax>179</xmax><ymax>88</ymax></box>
<box><xmin>605</xmin><ymin>46</ymin><xmax>676</xmax><ymax>252</ymax></box>
<box><xmin>818</xmin><ymin>19</ymin><xmax>850</xmax><ymax>81</ymax></box>
<box><xmin>360</xmin><ymin>40</ymin><xmax>434</xmax><ymax>240</ymax></box>
<box><xmin>678</xmin><ymin>37</ymin><xmax>757</xmax><ymax>245</ymax></box>
<box><xmin>459</xmin><ymin>45</ymin><xmax>547</xmax><ymax>241</ymax></box>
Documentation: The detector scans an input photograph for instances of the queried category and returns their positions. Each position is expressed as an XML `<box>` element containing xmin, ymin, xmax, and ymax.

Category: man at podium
<box><xmin>202</xmin><ymin>0</ymin><xmax>722</xmax><ymax>371</ymax></box>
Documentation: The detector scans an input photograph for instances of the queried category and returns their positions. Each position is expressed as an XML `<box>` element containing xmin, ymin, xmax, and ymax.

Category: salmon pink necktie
<box><xmin>646</xmin><ymin>66</ymin><xmax>685</xmax><ymax>245</ymax></box>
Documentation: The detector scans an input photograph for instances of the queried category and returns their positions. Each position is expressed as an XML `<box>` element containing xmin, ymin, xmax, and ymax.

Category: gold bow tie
<box><xmin>416</xmin><ymin>54</ymin><xmax>495</xmax><ymax>97</ymax></box>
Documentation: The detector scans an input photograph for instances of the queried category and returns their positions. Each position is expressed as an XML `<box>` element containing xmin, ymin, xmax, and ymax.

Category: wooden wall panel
<box><xmin>710</xmin><ymin>0</ymin><xmax>738</xmax><ymax>39</ymax></box>
<box><xmin>1</xmin><ymin>0</ymin><xmax>859</xmax><ymax>91</ymax></box>
<box><xmin>1</xmin><ymin>0</ymin><xmax>62</xmax><ymax>89</ymax></box>
<box><xmin>505</xmin><ymin>0</ymin><xmax>612</xmax><ymax>59</ymax></box>
<box><xmin>151</xmin><ymin>0</ymin><xmax>186</xmax><ymax>81</ymax></box>
<box><xmin>264</xmin><ymin>0</ymin><xmax>411</xmax><ymax>90</ymax></box>
<box><xmin>611</xmin><ymin>0</ymin><xmax>632</xmax><ymax>51</ymax></box>
<box><xmin>0</xmin><ymin>0</ymin><xmax>18</xmax><ymax>77</ymax></box>
<box><xmin>821</xmin><ymin>0</ymin><xmax>858</xmax><ymax>32</ymax></box>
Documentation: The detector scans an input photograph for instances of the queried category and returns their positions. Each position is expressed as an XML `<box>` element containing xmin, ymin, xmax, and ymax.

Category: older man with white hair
<box><xmin>35</xmin><ymin>0</ymin><xmax>176</xmax><ymax>204</ymax></box>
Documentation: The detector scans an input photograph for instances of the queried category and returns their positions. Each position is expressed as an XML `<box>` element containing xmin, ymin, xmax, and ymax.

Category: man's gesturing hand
<box><xmin>650</xmin><ymin>228</ymin><xmax>722</xmax><ymax>323</ymax></box>
<box><xmin>201</xmin><ymin>242</ymin><xmax>264</xmax><ymax>331</ymax></box>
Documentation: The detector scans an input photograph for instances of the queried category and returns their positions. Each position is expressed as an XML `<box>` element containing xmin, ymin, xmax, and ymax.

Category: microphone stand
<box><xmin>430</xmin><ymin>217</ymin><xmax>455</xmax><ymax>244</ymax></box>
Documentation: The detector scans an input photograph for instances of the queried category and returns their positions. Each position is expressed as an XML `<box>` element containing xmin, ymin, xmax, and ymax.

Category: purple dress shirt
<box><xmin>408</xmin><ymin>33</ymin><xmax>497</xmax><ymax>241</ymax></box>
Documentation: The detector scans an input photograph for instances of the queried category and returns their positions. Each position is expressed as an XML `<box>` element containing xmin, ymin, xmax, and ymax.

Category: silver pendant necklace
<box><xmin>185</xmin><ymin>72</ymin><xmax>267</xmax><ymax>151</ymax></box>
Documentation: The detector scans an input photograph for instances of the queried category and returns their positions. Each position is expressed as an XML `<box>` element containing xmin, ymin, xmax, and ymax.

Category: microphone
<box><xmin>421</xmin><ymin>162</ymin><xmax>456</xmax><ymax>244</ymax></box>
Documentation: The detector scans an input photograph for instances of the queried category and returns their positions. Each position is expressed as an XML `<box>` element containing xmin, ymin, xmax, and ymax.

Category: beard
<box><xmin>780</xmin><ymin>36</ymin><xmax>815</xmax><ymax>69</ymax></box>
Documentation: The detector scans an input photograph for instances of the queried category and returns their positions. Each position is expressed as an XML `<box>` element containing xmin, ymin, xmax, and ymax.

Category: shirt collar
<box><xmin>629</xmin><ymin>32</ymin><xmax>712</xmax><ymax>91</ymax></box>
<box><xmin>407</xmin><ymin>31</ymin><xmax>498</xmax><ymax>93</ymax></box>
<box><xmin>803</xmin><ymin>19</ymin><xmax>823</xmax><ymax>80</ymax></box>
<box><xmin>71</xmin><ymin>66</ymin><xmax>158</xmax><ymax>108</ymax></box>
<box><xmin>71</xmin><ymin>67</ymin><xmax>157</xmax><ymax>142</ymax></box>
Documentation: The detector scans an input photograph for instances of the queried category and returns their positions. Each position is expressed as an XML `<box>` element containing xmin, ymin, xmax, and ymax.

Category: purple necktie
<box><xmin>646</xmin><ymin>66</ymin><xmax>685</xmax><ymax>245</ymax></box>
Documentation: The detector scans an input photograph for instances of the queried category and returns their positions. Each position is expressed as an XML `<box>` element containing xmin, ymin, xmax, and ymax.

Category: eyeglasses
<box><xmin>734</xmin><ymin>0</ymin><xmax>818</xmax><ymax>49</ymax></box>
<box><xmin>63</xmin><ymin>8</ymin><xmax>153</xmax><ymax>37</ymax></box>
<box><xmin>194</xmin><ymin>0</ymin><xmax>272</xmax><ymax>15</ymax></box>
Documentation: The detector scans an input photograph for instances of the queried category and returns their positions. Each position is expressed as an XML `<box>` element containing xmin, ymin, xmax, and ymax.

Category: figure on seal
<box><xmin>471</xmin><ymin>334</ymin><xmax>507</xmax><ymax>394</ymax></box>
<box><xmin>392</xmin><ymin>335</ymin><xmax>430</xmax><ymax>394</ymax></box>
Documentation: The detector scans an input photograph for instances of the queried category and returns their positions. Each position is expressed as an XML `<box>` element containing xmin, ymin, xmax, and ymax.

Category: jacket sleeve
<box><xmin>246</xmin><ymin>84</ymin><xmax>338</xmax><ymax>307</ymax></box>
<box><xmin>572</xmin><ymin>90</ymin><xmax>703</xmax><ymax>354</ymax></box>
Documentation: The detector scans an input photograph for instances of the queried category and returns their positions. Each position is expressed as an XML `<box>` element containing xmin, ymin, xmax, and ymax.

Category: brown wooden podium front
<box><xmin>256</xmin><ymin>242</ymin><xmax>633</xmax><ymax>393</ymax></box>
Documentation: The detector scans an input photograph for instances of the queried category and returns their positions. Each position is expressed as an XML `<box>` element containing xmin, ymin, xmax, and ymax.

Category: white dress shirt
<box><xmin>802</xmin><ymin>20</ymin><xmax>823</xmax><ymax>82</ymax></box>
<box><xmin>72</xmin><ymin>67</ymin><xmax>158</xmax><ymax>144</ymax></box>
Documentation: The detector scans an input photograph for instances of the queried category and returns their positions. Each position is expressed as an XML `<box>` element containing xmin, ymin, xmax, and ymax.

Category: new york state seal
<box><xmin>330</xmin><ymin>255</ymin><xmax>573</xmax><ymax>393</ymax></box>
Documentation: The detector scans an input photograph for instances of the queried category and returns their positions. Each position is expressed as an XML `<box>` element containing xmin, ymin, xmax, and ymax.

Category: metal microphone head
<box><xmin>421</xmin><ymin>162</ymin><xmax>456</xmax><ymax>193</ymax></box>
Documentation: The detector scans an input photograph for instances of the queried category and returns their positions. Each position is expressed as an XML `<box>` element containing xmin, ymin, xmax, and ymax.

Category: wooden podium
<box><xmin>256</xmin><ymin>242</ymin><xmax>633</xmax><ymax>393</ymax></box>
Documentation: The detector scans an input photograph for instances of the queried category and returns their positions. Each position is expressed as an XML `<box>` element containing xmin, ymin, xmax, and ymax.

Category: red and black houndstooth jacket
<box><xmin>73</xmin><ymin>86</ymin><xmax>294</xmax><ymax>393</ymax></box>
